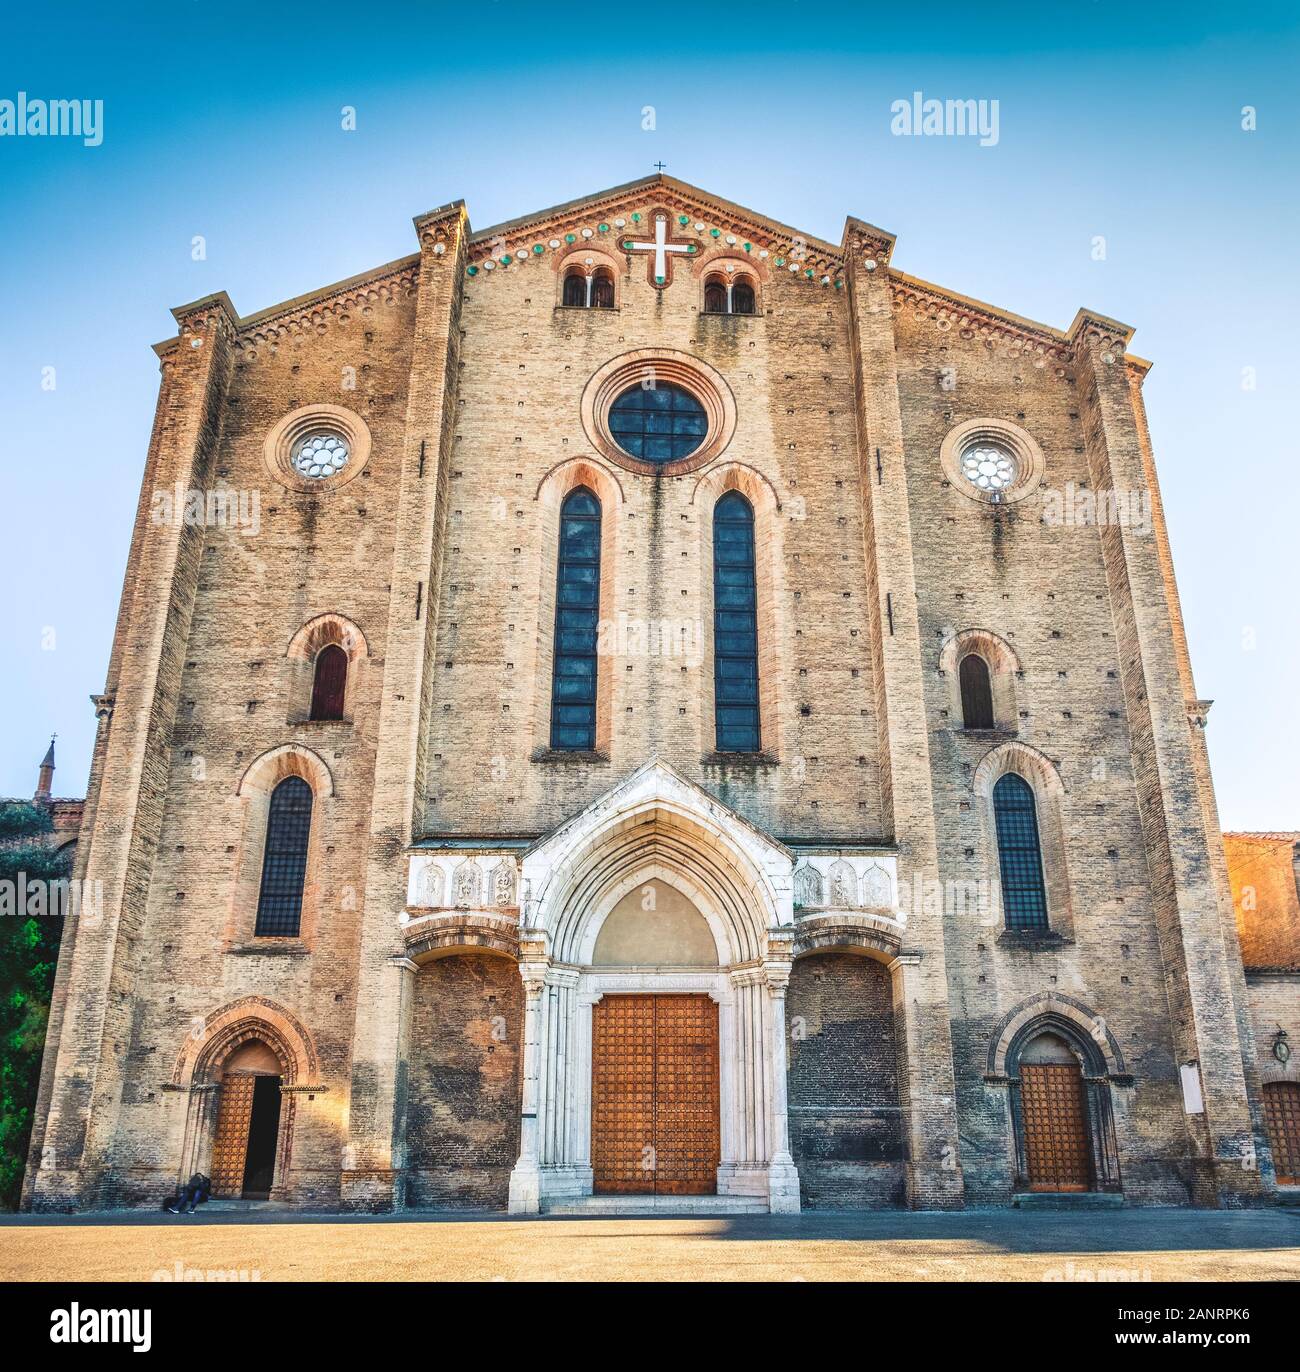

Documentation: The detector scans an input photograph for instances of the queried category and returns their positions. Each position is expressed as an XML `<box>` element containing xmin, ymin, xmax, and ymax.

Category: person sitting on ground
<box><xmin>165</xmin><ymin>1172</ymin><xmax>211</xmax><ymax>1215</ymax></box>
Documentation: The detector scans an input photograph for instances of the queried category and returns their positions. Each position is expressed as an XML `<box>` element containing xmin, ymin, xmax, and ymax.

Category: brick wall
<box><xmin>37</xmin><ymin>272</ymin><xmax>420</xmax><ymax>1208</ymax></box>
<box><xmin>892</xmin><ymin>305</ymin><xmax>1200</xmax><ymax>1205</ymax></box>
<box><xmin>787</xmin><ymin>952</ymin><xmax>905</xmax><ymax>1207</ymax></box>
<box><xmin>405</xmin><ymin>953</ymin><xmax>523</xmax><ymax>1209</ymax></box>
<box><xmin>1226</xmin><ymin>835</ymin><xmax>1300</xmax><ymax>970</ymax></box>
<box><xmin>420</xmin><ymin>234</ymin><xmax>885</xmax><ymax>844</ymax></box>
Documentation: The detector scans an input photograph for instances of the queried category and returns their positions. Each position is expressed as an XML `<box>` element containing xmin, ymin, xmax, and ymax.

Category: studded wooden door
<box><xmin>210</xmin><ymin>1073</ymin><xmax>257</xmax><ymax>1198</ymax></box>
<box><xmin>591</xmin><ymin>994</ymin><xmax>720</xmax><ymax>1195</ymax></box>
<box><xmin>1021</xmin><ymin>1062</ymin><xmax>1091</xmax><ymax>1192</ymax></box>
<box><xmin>1262</xmin><ymin>1082</ymin><xmax>1300</xmax><ymax>1185</ymax></box>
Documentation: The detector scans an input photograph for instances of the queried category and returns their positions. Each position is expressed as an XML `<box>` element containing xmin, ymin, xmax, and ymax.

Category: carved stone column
<box><xmin>538</xmin><ymin>965</ymin><xmax>583</xmax><ymax>1193</ymax></box>
<box><xmin>508</xmin><ymin>950</ymin><xmax>549</xmax><ymax>1214</ymax></box>
<box><xmin>764</xmin><ymin>950</ymin><xmax>802</xmax><ymax>1213</ymax></box>
<box><xmin>717</xmin><ymin>967</ymin><xmax>771</xmax><ymax>1197</ymax></box>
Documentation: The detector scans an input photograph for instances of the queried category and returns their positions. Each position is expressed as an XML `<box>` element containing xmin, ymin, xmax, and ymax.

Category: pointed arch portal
<box><xmin>505</xmin><ymin>761</ymin><xmax>800</xmax><ymax>1212</ymax></box>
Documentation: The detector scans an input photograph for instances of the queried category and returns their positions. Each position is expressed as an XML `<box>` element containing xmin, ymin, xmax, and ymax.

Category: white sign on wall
<box><xmin>1179</xmin><ymin>1061</ymin><xmax>1205</xmax><ymax>1115</ymax></box>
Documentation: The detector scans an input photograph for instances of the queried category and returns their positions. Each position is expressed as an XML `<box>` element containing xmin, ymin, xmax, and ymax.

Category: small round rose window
<box><xmin>292</xmin><ymin>431</ymin><xmax>351</xmax><ymax>480</ymax></box>
<box><xmin>960</xmin><ymin>443</ymin><xmax>1018</xmax><ymax>493</ymax></box>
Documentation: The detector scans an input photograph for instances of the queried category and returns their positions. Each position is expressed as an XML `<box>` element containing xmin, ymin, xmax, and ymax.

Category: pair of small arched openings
<box><xmin>562</xmin><ymin>267</ymin><xmax>615</xmax><ymax>309</ymax></box>
<box><xmin>702</xmin><ymin>272</ymin><xmax>757</xmax><ymax>316</ymax></box>
<box><xmin>560</xmin><ymin>267</ymin><xmax>758</xmax><ymax>314</ymax></box>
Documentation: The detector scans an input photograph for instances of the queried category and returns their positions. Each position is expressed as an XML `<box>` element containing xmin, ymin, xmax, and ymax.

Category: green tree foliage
<box><xmin>0</xmin><ymin>802</ymin><xmax>71</xmax><ymax>1209</ymax></box>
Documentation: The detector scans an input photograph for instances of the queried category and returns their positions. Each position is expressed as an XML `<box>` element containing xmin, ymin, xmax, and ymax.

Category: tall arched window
<box><xmin>310</xmin><ymin>644</ymin><xmax>348</xmax><ymax>721</ymax></box>
<box><xmin>550</xmin><ymin>487</ymin><xmax>601</xmax><ymax>750</ymax></box>
<box><xmin>562</xmin><ymin>270</ymin><xmax>587</xmax><ymax>307</ymax></box>
<box><xmin>591</xmin><ymin>270</ymin><xmax>614</xmax><ymax>309</ymax></box>
<box><xmin>713</xmin><ymin>491</ymin><xmax>760</xmax><ymax>753</ymax></box>
<box><xmin>703</xmin><ymin>275</ymin><xmax>727</xmax><ymax>314</ymax></box>
<box><xmin>993</xmin><ymin>773</ymin><xmax>1048</xmax><ymax>931</ymax></box>
<box><xmin>732</xmin><ymin>278</ymin><xmax>756</xmax><ymax>314</ymax></box>
<box><xmin>254</xmin><ymin>776</ymin><xmax>313</xmax><ymax>937</ymax></box>
<box><xmin>959</xmin><ymin>652</ymin><xmax>994</xmax><ymax>729</ymax></box>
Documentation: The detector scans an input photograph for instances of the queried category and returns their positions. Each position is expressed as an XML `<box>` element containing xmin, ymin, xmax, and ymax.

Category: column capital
<box><xmin>517</xmin><ymin>926</ymin><xmax>550</xmax><ymax>962</ymax></box>
<box><xmin>1188</xmin><ymin>699</ymin><xmax>1213</xmax><ymax>729</ymax></box>
<box><xmin>729</xmin><ymin>965</ymin><xmax>767</xmax><ymax>990</ymax></box>
<box><xmin>764</xmin><ymin>926</ymin><xmax>796</xmax><ymax>965</ymax></box>
<box><xmin>518</xmin><ymin>960</ymin><xmax>549</xmax><ymax>996</ymax></box>
<box><xmin>762</xmin><ymin>961</ymin><xmax>792</xmax><ymax>994</ymax></box>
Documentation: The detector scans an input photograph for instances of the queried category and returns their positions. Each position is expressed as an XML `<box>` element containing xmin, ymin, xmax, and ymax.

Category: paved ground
<box><xmin>1</xmin><ymin>1207</ymin><xmax>1297</xmax><ymax>1281</ymax></box>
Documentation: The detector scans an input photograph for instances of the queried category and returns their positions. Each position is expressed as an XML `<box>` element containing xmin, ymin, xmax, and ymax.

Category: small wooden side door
<box><xmin>1263</xmin><ymin>1081</ymin><xmax>1300</xmax><ymax>1185</ymax></box>
<box><xmin>1021</xmin><ymin>1062</ymin><xmax>1090</xmax><ymax>1192</ymax></box>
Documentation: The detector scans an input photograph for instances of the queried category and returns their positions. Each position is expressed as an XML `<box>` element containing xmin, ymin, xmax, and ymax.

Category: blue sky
<box><xmin>2</xmin><ymin>2</ymin><xmax>1297</xmax><ymax>827</ymax></box>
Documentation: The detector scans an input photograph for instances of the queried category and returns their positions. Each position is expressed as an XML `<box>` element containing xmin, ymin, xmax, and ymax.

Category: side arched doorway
<box><xmin>785</xmin><ymin>950</ymin><xmax>905</xmax><ymax>1207</ymax></box>
<box><xmin>173</xmin><ymin>997</ymin><xmax>319</xmax><ymax>1204</ymax></box>
<box><xmin>210</xmin><ymin>1040</ymin><xmax>283</xmax><ymax>1200</ymax></box>
<box><xmin>1001</xmin><ymin>1016</ymin><xmax>1123</xmax><ymax>1195</ymax></box>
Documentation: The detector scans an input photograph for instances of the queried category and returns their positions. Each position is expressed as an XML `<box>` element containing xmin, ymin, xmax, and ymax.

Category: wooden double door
<box><xmin>592</xmin><ymin>994</ymin><xmax>720</xmax><ymax>1195</ymax></box>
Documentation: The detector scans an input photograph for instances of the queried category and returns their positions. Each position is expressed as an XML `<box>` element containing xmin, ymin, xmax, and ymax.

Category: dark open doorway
<box><xmin>241</xmin><ymin>1074</ymin><xmax>282</xmax><ymax>1199</ymax></box>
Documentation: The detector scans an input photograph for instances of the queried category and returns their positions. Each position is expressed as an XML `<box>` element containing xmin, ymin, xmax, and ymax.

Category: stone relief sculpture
<box><xmin>414</xmin><ymin>862</ymin><xmax>444</xmax><ymax>909</ymax></box>
<box><xmin>452</xmin><ymin>860</ymin><xmax>481</xmax><ymax>908</ymax></box>
<box><xmin>793</xmin><ymin>863</ymin><xmax>825</xmax><ymax>908</ymax></box>
<box><xmin>862</xmin><ymin>862</ymin><xmax>892</xmax><ymax>909</ymax></box>
<box><xmin>828</xmin><ymin>860</ymin><xmax>857</xmax><ymax>908</ymax></box>
<box><xmin>492</xmin><ymin>862</ymin><xmax>516</xmax><ymax>907</ymax></box>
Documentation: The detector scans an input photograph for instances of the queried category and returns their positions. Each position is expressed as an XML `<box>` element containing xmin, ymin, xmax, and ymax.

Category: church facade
<box><xmin>24</xmin><ymin>176</ymin><xmax>1290</xmax><ymax>1213</ymax></box>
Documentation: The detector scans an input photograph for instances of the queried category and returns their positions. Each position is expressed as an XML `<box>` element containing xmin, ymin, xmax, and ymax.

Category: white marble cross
<box><xmin>625</xmin><ymin>213</ymin><xmax>693</xmax><ymax>285</ymax></box>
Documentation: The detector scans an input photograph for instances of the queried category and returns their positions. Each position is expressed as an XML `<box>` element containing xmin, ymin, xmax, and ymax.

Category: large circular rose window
<box><xmin>580</xmin><ymin>350</ymin><xmax>736</xmax><ymax>477</ymax></box>
<box><xmin>606</xmin><ymin>382</ymin><xmax>708</xmax><ymax>464</ymax></box>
